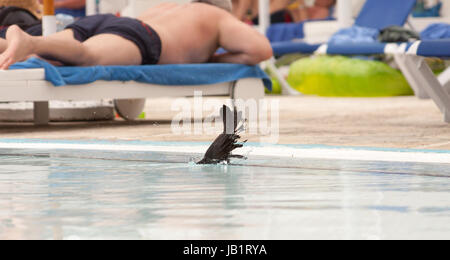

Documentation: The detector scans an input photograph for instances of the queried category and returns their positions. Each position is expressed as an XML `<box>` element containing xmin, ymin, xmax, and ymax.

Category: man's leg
<box><xmin>0</xmin><ymin>26</ymin><xmax>85</xmax><ymax>69</ymax></box>
<box><xmin>81</xmin><ymin>33</ymin><xmax>142</xmax><ymax>66</ymax></box>
<box><xmin>0</xmin><ymin>25</ymin><xmax>142</xmax><ymax>69</ymax></box>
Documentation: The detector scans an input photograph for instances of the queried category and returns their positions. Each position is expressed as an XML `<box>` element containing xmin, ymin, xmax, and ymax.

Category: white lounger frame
<box><xmin>394</xmin><ymin>42</ymin><xmax>450</xmax><ymax>124</ymax></box>
<box><xmin>0</xmin><ymin>68</ymin><xmax>265</xmax><ymax>125</ymax></box>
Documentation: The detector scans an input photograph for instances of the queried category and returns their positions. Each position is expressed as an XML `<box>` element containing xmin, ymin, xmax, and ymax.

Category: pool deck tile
<box><xmin>0</xmin><ymin>96</ymin><xmax>449</xmax><ymax>150</ymax></box>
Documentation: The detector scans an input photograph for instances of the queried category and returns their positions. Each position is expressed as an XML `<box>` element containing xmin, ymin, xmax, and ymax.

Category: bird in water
<box><xmin>197</xmin><ymin>105</ymin><xmax>247</xmax><ymax>164</ymax></box>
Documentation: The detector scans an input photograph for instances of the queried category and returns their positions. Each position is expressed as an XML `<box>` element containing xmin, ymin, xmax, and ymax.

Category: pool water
<box><xmin>0</xmin><ymin>145</ymin><xmax>449</xmax><ymax>240</ymax></box>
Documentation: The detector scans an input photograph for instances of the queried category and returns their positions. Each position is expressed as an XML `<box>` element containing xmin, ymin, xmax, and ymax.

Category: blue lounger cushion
<box><xmin>354</xmin><ymin>0</ymin><xmax>417</xmax><ymax>30</ymax></box>
<box><xmin>416</xmin><ymin>39</ymin><xmax>450</xmax><ymax>58</ymax></box>
<box><xmin>327</xmin><ymin>42</ymin><xmax>389</xmax><ymax>55</ymax></box>
<box><xmin>272</xmin><ymin>41</ymin><xmax>321</xmax><ymax>56</ymax></box>
<box><xmin>325</xmin><ymin>40</ymin><xmax>450</xmax><ymax>58</ymax></box>
<box><xmin>270</xmin><ymin>0</ymin><xmax>417</xmax><ymax>56</ymax></box>
<box><xmin>10</xmin><ymin>58</ymin><xmax>272</xmax><ymax>91</ymax></box>
<box><xmin>273</xmin><ymin>41</ymin><xmax>399</xmax><ymax>56</ymax></box>
<box><xmin>267</xmin><ymin>0</ymin><xmax>415</xmax><ymax>42</ymax></box>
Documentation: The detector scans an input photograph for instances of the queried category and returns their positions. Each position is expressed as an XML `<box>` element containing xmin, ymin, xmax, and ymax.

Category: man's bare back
<box><xmin>0</xmin><ymin>2</ymin><xmax>272</xmax><ymax>69</ymax></box>
<box><xmin>139</xmin><ymin>3</ymin><xmax>223</xmax><ymax>64</ymax></box>
<box><xmin>141</xmin><ymin>2</ymin><xmax>273</xmax><ymax>65</ymax></box>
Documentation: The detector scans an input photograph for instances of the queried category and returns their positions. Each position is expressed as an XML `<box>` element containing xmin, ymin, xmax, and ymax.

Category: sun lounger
<box><xmin>395</xmin><ymin>39</ymin><xmax>450</xmax><ymax>123</ymax></box>
<box><xmin>272</xmin><ymin>41</ymin><xmax>410</xmax><ymax>56</ymax></box>
<box><xmin>0</xmin><ymin>0</ymin><xmax>270</xmax><ymax>125</ymax></box>
<box><xmin>271</xmin><ymin>0</ymin><xmax>417</xmax><ymax>57</ymax></box>
<box><xmin>268</xmin><ymin>0</ymin><xmax>417</xmax><ymax>95</ymax></box>
<box><xmin>0</xmin><ymin>58</ymin><xmax>271</xmax><ymax>125</ymax></box>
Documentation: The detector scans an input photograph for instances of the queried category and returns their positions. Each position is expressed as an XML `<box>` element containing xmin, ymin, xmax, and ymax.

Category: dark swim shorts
<box><xmin>66</xmin><ymin>14</ymin><xmax>161</xmax><ymax>65</ymax></box>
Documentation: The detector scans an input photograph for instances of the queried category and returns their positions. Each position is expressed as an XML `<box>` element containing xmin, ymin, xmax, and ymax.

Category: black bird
<box><xmin>197</xmin><ymin>105</ymin><xmax>247</xmax><ymax>164</ymax></box>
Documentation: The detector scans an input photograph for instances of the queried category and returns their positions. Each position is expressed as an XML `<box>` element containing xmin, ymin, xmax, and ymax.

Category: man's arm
<box><xmin>212</xmin><ymin>15</ymin><xmax>273</xmax><ymax>65</ymax></box>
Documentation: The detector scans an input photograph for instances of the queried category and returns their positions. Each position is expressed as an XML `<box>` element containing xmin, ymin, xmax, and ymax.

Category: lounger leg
<box><xmin>231</xmin><ymin>78</ymin><xmax>265</xmax><ymax>114</ymax></box>
<box><xmin>114</xmin><ymin>99</ymin><xmax>146</xmax><ymax>120</ymax></box>
<box><xmin>231</xmin><ymin>78</ymin><xmax>265</xmax><ymax>102</ymax></box>
<box><xmin>438</xmin><ymin>67</ymin><xmax>450</xmax><ymax>93</ymax></box>
<box><xmin>266</xmin><ymin>58</ymin><xmax>301</xmax><ymax>96</ymax></box>
<box><xmin>445</xmin><ymin>109</ymin><xmax>450</xmax><ymax>124</ymax></box>
<box><xmin>394</xmin><ymin>54</ymin><xmax>430</xmax><ymax>99</ymax></box>
<box><xmin>406</xmin><ymin>55</ymin><xmax>450</xmax><ymax>123</ymax></box>
<box><xmin>33</xmin><ymin>102</ymin><xmax>49</xmax><ymax>125</ymax></box>
<box><xmin>231</xmin><ymin>78</ymin><xmax>266</xmax><ymax>132</ymax></box>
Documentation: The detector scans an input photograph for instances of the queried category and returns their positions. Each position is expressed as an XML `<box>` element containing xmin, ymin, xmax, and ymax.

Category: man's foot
<box><xmin>0</xmin><ymin>25</ymin><xmax>35</xmax><ymax>70</ymax></box>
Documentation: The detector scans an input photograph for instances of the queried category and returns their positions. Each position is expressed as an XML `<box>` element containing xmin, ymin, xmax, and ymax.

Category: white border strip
<box><xmin>315</xmin><ymin>44</ymin><xmax>328</xmax><ymax>55</ymax></box>
<box><xmin>407</xmin><ymin>41</ymin><xmax>421</xmax><ymax>55</ymax></box>
<box><xmin>0</xmin><ymin>142</ymin><xmax>449</xmax><ymax>164</ymax></box>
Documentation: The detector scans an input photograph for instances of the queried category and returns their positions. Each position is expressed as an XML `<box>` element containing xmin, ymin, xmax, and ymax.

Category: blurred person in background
<box><xmin>0</xmin><ymin>0</ymin><xmax>42</xmax><ymax>38</ymax></box>
<box><xmin>232</xmin><ymin>0</ymin><xmax>257</xmax><ymax>22</ymax></box>
<box><xmin>289</xmin><ymin>0</ymin><xmax>335</xmax><ymax>22</ymax></box>
<box><xmin>0</xmin><ymin>0</ymin><xmax>41</xmax><ymax>17</ymax></box>
<box><xmin>233</xmin><ymin>0</ymin><xmax>293</xmax><ymax>24</ymax></box>
<box><xmin>0</xmin><ymin>0</ymin><xmax>81</xmax><ymax>38</ymax></box>
<box><xmin>233</xmin><ymin>0</ymin><xmax>335</xmax><ymax>24</ymax></box>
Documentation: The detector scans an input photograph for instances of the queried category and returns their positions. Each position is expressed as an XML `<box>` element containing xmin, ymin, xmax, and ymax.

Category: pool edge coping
<box><xmin>0</xmin><ymin>138</ymin><xmax>449</xmax><ymax>165</ymax></box>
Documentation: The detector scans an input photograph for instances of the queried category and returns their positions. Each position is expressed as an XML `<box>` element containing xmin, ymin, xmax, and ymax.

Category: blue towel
<box><xmin>328</xmin><ymin>26</ymin><xmax>379</xmax><ymax>45</ymax></box>
<box><xmin>421</xmin><ymin>23</ymin><xmax>450</xmax><ymax>40</ymax></box>
<box><xmin>10</xmin><ymin>58</ymin><xmax>272</xmax><ymax>91</ymax></box>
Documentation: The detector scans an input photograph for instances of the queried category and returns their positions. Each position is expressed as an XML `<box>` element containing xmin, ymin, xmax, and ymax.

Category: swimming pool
<box><xmin>0</xmin><ymin>139</ymin><xmax>449</xmax><ymax>240</ymax></box>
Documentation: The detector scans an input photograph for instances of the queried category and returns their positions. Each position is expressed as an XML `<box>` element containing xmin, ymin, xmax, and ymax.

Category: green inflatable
<box><xmin>284</xmin><ymin>56</ymin><xmax>413</xmax><ymax>97</ymax></box>
<box><xmin>266</xmin><ymin>76</ymin><xmax>282</xmax><ymax>94</ymax></box>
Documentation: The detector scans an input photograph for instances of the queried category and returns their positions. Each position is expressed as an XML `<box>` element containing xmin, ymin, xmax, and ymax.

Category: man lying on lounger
<box><xmin>0</xmin><ymin>0</ymin><xmax>273</xmax><ymax>70</ymax></box>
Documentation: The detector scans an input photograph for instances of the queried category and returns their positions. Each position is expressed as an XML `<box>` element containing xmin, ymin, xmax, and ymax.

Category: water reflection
<box><xmin>0</xmin><ymin>149</ymin><xmax>449</xmax><ymax>239</ymax></box>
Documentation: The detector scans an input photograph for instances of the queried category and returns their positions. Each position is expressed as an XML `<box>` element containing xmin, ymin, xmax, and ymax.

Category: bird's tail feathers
<box><xmin>221</xmin><ymin>105</ymin><xmax>244</xmax><ymax>134</ymax></box>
